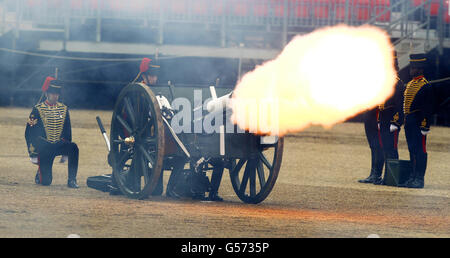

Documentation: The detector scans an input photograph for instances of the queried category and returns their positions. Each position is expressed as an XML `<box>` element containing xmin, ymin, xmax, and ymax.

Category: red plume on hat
<box><xmin>42</xmin><ymin>76</ymin><xmax>56</xmax><ymax>92</ymax></box>
<box><xmin>140</xmin><ymin>58</ymin><xmax>151</xmax><ymax>73</ymax></box>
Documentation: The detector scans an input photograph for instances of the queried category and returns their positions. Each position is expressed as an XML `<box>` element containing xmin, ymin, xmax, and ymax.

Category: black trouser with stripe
<box><xmin>404</xmin><ymin>114</ymin><xmax>427</xmax><ymax>181</ymax></box>
<box><xmin>364</xmin><ymin>109</ymin><xmax>384</xmax><ymax>177</ymax></box>
<box><xmin>36</xmin><ymin>141</ymin><xmax>79</xmax><ymax>185</ymax></box>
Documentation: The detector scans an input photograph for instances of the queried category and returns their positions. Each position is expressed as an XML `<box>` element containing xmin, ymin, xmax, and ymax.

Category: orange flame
<box><xmin>231</xmin><ymin>24</ymin><xmax>397</xmax><ymax>136</ymax></box>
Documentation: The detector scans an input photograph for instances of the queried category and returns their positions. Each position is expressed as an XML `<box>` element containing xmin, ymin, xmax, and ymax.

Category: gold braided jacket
<box><xmin>35</xmin><ymin>101</ymin><xmax>68</xmax><ymax>143</ymax></box>
<box><xmin>403</xmin><ymin>75</ymin><xmax>428</xmax><ymax>116</ymax></box>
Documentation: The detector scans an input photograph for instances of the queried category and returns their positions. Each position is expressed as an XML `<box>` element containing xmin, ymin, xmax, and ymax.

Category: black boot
<box><xmin>208</xmin><ymin>192</ymin><xmax>223</xmax><ymax>202</ymax></box>
<box><xmin>373</xmin><ymin>176</ymin><xmax>385</xmax><ymax>185</ymax></box>
<box><xmin>166</xmin><ymin>160</ymin><xmax>186</xmax><ymax>198</ymax></box>
<box><xmin>398</xmin><ymin>171</ymin><xmax>416</xmax><ymax>187</ymax></box>
<box><xmin>35</xmin><ymin>170</ymin><xmax>41</xmax><ymax>184</ymax></box>
<box><xmin>398</xmin><ymin>177</ymin><xmax>415</xmax><ymax>187</ymax></box>
<box><xmin>399</xmin><ymin>155</ymin><xmax>416</xmax><ymax>188</ymax></box>
<box><xmin>67</xmin><ymin>178</ymin><xmax>79</xmax><ymax>188</ymax></box>
<box><xmin>408</xmin><ymin>178</ymin><xmax>424</xmax><ymax>188</ymax></box>
<box><xmin>409</xmin><ymin>153</ymin><xmax>427</xmax><ymax>189</ymax></box>
<box><xmin>398</xmin><ymin>167</ymin><xmax>416</xmax><ymax>187</ymax></box>
<box><xmin>359</xmin><ymin>148</ymin><xmax>383</xmax><ymax>184</ymax></box>
<box><xmin>358</xmin><ymin>172</ymin><xmax>382</xmax><ymax>184</ymax></box>
<box><xmin>208</xmin><ymin>164</ymin><xmax>224</xmax><ymax>201</ymax></box>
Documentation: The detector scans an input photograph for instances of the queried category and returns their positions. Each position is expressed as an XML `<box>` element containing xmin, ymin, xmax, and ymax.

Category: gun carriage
<box><xmin>96</xmin><ymin>81</ymin><xmax>284</xmax><ymax>204</ymax></box>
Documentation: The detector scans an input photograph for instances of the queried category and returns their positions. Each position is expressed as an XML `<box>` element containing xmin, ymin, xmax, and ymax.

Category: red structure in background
<box><xmin>24</xmin><ymin>0</ymin><xmax>448</xmax><ymax>24</ymax></box>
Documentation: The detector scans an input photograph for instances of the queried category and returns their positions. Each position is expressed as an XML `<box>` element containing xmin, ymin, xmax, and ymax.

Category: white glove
<box><xmin>421</xmin><ymin>130</ymin><xmax>429</xmax><ymax>135</ymax></box>
<box><xmin>59</xmin><ymin>155</ymin><xmax>68</xmax><ymax>163</ymax></box>
<box><xmin>30</xmin><ymin>157</ymin><xmax>38</xmax><ymax>165</ymax></box>
<box><xmin>377</xmin><ymin>123</ymin><xmax>380</xmax><ymax>130</ymax></box>
<box><xmin>389</xmin><ymin>124</ymin><xmax>399</xmax><ymax>133</ymax></box>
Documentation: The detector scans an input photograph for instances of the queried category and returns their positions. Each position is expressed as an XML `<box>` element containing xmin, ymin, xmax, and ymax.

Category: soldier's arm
<box><xmin>423</xmin><ymin>84</ymin><xmax>435</xmax><ymax>131</ymax></box>
<box><xmin>62</xmin><ymin>108</ymin><xmax>72</xmax><ymax>142</ymax></box>
<box><xmin>25</xmin><ymin>107</ymin><xmax>39</xmax><ymax>157</ymax></box>
<box><xmin>418</xmin><ymin>84</ymin><xmax>434</xmax><ymax>132</ymax></box>
<box><xmin>391</xmin><ymin>81</ymin><xmax>405</xmax><ymax>127</ymax></box>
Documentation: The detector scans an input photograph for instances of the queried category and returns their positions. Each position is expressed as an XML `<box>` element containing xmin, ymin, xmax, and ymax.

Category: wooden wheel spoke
<box><xmin>258</xmin><ymin>152</ymin><xmax>273</xmax><ymax>171</ymax></box>
<box><xmin>116</xmin><ymin>115</ymin><xmax>133</xmax><ymax>135</ymax></box>
<box><xmin>232</xmin><ymin>159</ymin><xmax>246</xmax><ymax>175</ymax></box>
<box><xmin>256</xmin><ymin>159</ymin><xmax>266</xmax><ymax>188</ymax></box>
<box><xmin>137</xmin><ymin>150</ymin><xmax>149</xmax><ymax>185</ymax></box>
<box><xmin>231</xmin><ymin>159</ymin><xmax>246</xmax><ymax>188</ymax></box>
<box><xmin>135</xmin><ymin>95</ymin><xmax>148</xmax><ymax>131</ymax></box>
<box><xmin>143</xmin><ymin>137</ymin><xmax>158</xmax><ymax>149</ymax></box>
<box><xmin>138</xmin><ymin>144</ymin><xmax>154</xmax><ymax>169</ymax></box>
<box><xmin>126</xmin><ymin>156</ymin><xmax>136</xmax><ymax>191</ymax></box>
<box><xmin>249</xmin><ymin>159</ymin><xmax>257</xmax><ymax>197</ymax></box>
<box><xmin>138</xmin><ymin>116</ymin><xmax>153</xmax><ymax>136</ymax></box>
<box><xmin>117</xmin><ymin>151</ymin><xmax>131</xmax><ymax>166</ymax></box>
<box><xmin>239</xmin><ymin>159</ymin><xmax>255</xmax><ymax>196</ymax></box>
<box><xmin>130</xmin><ymin>153</ymin><xmax>142</xmax><ymax>192</ymax></box>
<box><xmin>123</xmin><ymin>97</ymin><xmax>136</xmax><ymax>130</ymax></box>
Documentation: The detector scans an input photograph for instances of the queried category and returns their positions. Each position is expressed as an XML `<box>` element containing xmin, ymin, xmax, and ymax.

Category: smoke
<box><xmin>230</xmin><ymin>24</ymin><xmax>397</xmax><ymax>136</ymax></box>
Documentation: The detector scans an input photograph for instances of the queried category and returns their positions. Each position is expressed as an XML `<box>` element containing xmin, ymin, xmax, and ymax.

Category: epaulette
<box><xmin>35</xmin><ymin>102</ymin><xmax>44</xmax><ymax>109</ymax></box>
<box><xmin>414</xmin><ymin>76</ymin><xmax>429</xmax><ymax>84</ymax></box>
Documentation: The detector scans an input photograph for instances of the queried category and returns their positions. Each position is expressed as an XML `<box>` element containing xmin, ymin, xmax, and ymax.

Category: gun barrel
<box><xmin>206</xmin><ymin>92</ymin><xmax>233</xmax><ymax>113</ymax></box>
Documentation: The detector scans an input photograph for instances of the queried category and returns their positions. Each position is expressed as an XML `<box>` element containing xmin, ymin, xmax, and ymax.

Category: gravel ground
<box><xmin>0</xmin><ymin>107</ymin><xmax>449</xmax><ymax>238</ymax></box>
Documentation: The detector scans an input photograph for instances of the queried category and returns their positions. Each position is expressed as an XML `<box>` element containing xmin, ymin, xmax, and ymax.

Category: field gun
<box><xmin>89</xmin><ymin>81</ymin><xmax>283</xmax><ymax>204</ymax></box>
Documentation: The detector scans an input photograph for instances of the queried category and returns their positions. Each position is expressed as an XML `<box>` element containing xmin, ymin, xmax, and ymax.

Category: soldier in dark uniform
<box><xmin>399</xmin><ymin>53</ymin><xmax>434</xmax><ymax>188</ymax></box>
<box><xmin>359</xmin><ymin>52</ymin><xmax>405</xmax><ymax>184</ymax></box>
<box><xmin>25</xmin><ymin>77</ymin><xmax>79</xmax><ymax>188</ymax></box>
<box><xmin>358</xmin><ymin>106</ymin><xmax>384</xmax><ymax>184</ymax></box>
<box><xmin>374</xmin><ymin>51</ymin><xmax>405</xmax><ymax>184</ymax></box>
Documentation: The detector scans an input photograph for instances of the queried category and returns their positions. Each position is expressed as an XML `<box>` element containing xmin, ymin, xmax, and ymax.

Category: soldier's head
<box><xmin>45</xmin><ymin>79</ymin><xmax>63</xmax><ymax>105</ymax></box>
<box><xmin>409</xmin><ymin>53</ymin><xmax>427</xmax><ymax>78</ymax></box>
<box><xmin>140</xmin><ymin>58</ymin><xmax>160</xmax><ymax>85</ymax></box>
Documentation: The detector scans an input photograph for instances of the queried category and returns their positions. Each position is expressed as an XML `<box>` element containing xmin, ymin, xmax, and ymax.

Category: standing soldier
<box><xmin>359</xmin><ymin>51</ymin><xmax>405</xmax><ymax>185</ymax></box>
<box><xmin>358</xmin><ymin>106</ymin><xmax>384</xmax><ymax>184</ymax></box>
<box><xmin>25</xmin><ymin>77</ymin><xmax>79</xmax><ymax>188</ymax></box>
<box><xmin>399</xmin><ymin>53</ymin><xmax>434</xmax><ymax>188</ymax></box>
<box><xmin>375</xmin><ymin>51</ymin><xmax>405</xmax><ymax>184</ymax></box>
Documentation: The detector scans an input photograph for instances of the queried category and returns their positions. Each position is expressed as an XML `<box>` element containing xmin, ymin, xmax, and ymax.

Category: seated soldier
<box><xmin>25</xmin><ymin>77</ymin><xmax>79</xmax><ymax>188</ymax></box>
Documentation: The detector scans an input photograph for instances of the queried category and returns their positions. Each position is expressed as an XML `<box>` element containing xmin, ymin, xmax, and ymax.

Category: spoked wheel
<box><xmin>229</xmin><ymin>137</ymin><xmax>284</xmax><ymax>204</ymax></box>
<box><xmin>110</xmin><ymin>83</ymin><xmax>165</xmax><ymax>199</ymax></box>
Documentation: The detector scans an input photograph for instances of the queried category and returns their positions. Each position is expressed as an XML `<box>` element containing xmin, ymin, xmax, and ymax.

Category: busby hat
<box><xmin>409</xmin><ymin>53</ymin><xmax>427</xmax><ymax>68</ymax></box>
<box><xmin>139</xmin><ymin>57</ymin><xmax>160</xmax><ymax>76</ymax></box>
<box><xmin>46</xmin><ymin>79</ymin><xmax>63</xmax><ymax>94</ymax></box>
<box><xmin>140</xmin><ymin>58</ymin><xmax>151</xmax><ymax>73</ymax></box>
<box><xmin>149</xmin><ymin>61</ymin><xmax>160</xmax><ymax>76</ymax></box>
<box><xmin>41</xmin><ymin>76</ymin><xmax>56</xmax><ymax>92</ymax></box>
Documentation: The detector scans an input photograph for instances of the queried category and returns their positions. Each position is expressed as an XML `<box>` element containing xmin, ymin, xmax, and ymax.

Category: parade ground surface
<box><xmin>0</xmin><ymin>107</ymin><xmax>449</xmax><ymax>238</ymax></box>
